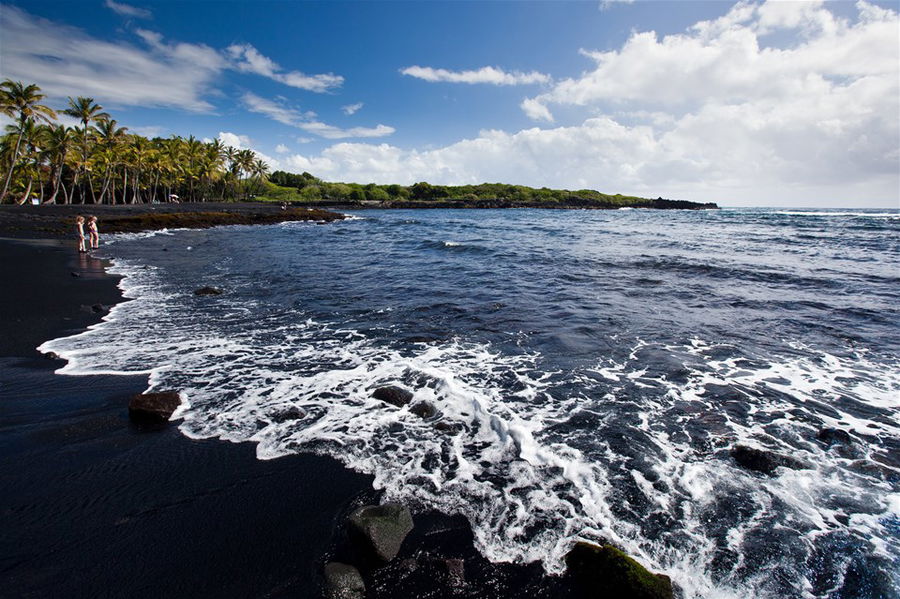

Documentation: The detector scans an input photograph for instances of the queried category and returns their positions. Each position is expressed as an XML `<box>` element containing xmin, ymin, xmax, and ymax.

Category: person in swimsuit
<box><xmin>87</xmin><ymin>215</ymin><xmax>99</xmax><ymax>249</ymax></box>
<box><xmin>75</xmin><ymin>216</ymin><xmax>86</xmax><ymax>253</ymax></box>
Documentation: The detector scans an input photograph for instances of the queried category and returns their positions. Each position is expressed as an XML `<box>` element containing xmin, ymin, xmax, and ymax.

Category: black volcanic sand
<box><xmin>0</xmin><ymin>232</ymin><xmax>583</xmax><ymax>598</ymax></box>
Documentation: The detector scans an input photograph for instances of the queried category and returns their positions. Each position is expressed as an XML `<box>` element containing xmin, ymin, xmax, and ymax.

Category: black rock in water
<box><xmin>193</xmin><ymin>286</ymin><xmax>223</xmax><ymax>296</ymax></box>
<box><xmin>730</xmin><ymin>445</ymin><xmax>807</xmax><ymax>475</ymax></box>
<box><xmin>817</xmin><ymin>428</ymin><xmax>853</xmax><ymax>446</ymax></box>
<box><xmin>128</xmin><ymin>391</ymin><xmax>181</xmax><ymax>423</ymax></box>
<box><xmin>372</xmin><ymin>386</ymin><xmax>413</xmax><ymax>407</ymax></box>
<box><xmin>323</xmin><ymin>562</ymin><xmax>365</xmax><ymax>599</ymax></box>
<box><xmin>565</xmin><ymin>542</ymin><xmax>673</xmax><ymax>599</ymax></box>
<box><xmin>348</xmin><ymin>503</ymin><xmax>414</xmax><ymax>562</ymax></box>
<box><xmin>409</xmin><ymin>401</ymin><xmax>437</xmax><ymax>419</ymax></box>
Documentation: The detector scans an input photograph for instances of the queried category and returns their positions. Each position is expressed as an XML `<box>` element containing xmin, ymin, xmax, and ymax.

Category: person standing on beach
<box><xmin>75</xmin><ymin>216</ymin><xmax>86</xmax><ymax>253</ymax></box>
<box><xmin>87</xmin><ymin>215</ymin><xmax>99</xmax><ymax>249</ymax></box>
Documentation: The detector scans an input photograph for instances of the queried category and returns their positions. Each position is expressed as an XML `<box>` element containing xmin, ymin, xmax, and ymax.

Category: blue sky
<box><xmin>1</xmin><ymin>0</ymin><xmax>898</xmax><ymax>207</ymax></box>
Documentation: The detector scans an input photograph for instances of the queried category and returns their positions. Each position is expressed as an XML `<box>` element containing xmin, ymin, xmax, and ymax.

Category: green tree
<box><xmin>0</xmin><ymin>80</ymin><xmax>57</xmax><ymax>203</ymax></box>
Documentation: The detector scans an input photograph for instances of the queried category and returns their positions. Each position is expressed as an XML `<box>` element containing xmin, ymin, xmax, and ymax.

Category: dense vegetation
<box><xmin>0</xmin><ymin>80</ymin><xmax>269</xmax><ymax>205</ymax></box>
<box><xmin>265</xmin><ymin>171</ymin><xmax>683</xmax><ymax>209</ymax></box>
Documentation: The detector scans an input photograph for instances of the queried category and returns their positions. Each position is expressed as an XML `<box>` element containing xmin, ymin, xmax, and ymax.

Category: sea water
<box><xmin>40</xmin><ymin>208</ymin><xmax>900</xmax><ymax>598</ymax></box>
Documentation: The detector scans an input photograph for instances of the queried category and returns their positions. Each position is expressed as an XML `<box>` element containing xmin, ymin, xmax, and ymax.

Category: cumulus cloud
<box><xmin>342</xmin><ymin>102</ymin><xmax>364</xmax><ymax>115</ymax></box>
<box><xmin>217</xmin><ymin>131</ymin><xmax>280</xmax><ymax>170</ymax></box>
<box><xmin>275</xmin><ymin>144</ymin><xmax>290</xmax><ymax>154</ymax></box>
<box><xmin>241</xmin><ymin>92</ymin><xmax>395</xmax><ymax>140</ymax></box>
<box><xmin>105</xmin><ymin>0</ymin><xmax>152</xmax><ymax>19</ymax></box>
<box><xmin>401</xmin><ymin>65</ymin><xmax>550</xmax><ymax>85</ymax></box>
<box><xmin>278</xmin><ymin>2</ymin><xmax>899</xmax><ymax>207</ymax></box>
<box><xmin>227</xmin><ymin>43</ymin><xmax>343</xmax><ymax>92</ymax></box>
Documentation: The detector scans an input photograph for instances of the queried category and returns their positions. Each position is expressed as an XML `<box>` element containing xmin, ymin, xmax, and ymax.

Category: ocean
<box><xmin>39</xmin><ymin>207</ymin><xmax>900</xmax><ymax>598</ymax></box>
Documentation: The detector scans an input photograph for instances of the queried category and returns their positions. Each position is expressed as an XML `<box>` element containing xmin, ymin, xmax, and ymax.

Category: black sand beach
<box><xmin>0</xmin><ymin>234</ymin><xmax>382</xmax><ymax>598</ymax></box>
<box><xmin>0</xmin><ymin>207</ymin><xmax>588</xmax><ymax>599</ymax></box>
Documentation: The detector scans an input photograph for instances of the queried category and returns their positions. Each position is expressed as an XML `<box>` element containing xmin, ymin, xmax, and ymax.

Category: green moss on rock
<box><xmin>565</xmin><ymin>542</ymin><xmax>673</xmax><ymax>599</ymax></box>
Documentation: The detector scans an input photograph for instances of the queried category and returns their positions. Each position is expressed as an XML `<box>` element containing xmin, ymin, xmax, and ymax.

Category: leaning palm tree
<box><xmin>0</xmin><ymin>80</ymin><xmax>57</xmax><ymax>203</ymax></box>
<box><xmin>62</xmin><ymin>96</ymin><xmax>109</xmax><ymax>203</ymax></box>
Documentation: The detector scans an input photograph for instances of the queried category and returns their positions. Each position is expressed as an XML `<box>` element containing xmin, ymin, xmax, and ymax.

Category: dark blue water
<box><xmin>42</xmin><ymin>208</ymin><xmax>900</xmax><ymax>598</ymax></box>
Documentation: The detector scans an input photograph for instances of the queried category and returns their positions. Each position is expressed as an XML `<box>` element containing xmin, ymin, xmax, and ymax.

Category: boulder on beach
<box><xmin>730</xmin><ymin>445</ymin><xmax>808</xmax><ymax>475</ymax></box>
<box><xmin>372</xmin><ymin>385</ymin><xmax>413</xmax><ymax>408</ymax></box>
<box><xmin>193</xmin><ymin>286</ymin><xmax>223</xmax><ymax>296</ymax></box>
<box><xmin>323</xmin><ymin>562</ymin><xmax>365</xmax><ymax>599</ymax></box>
<box><xmin>348</xmin><ymin>503</ymin><xmax>414</xmax><ymax>562</ymax></box>
<box><xmin>128</xmin><ymin>391</ymin><xmax>181</xmax><ymax>423</ymax></box>
<box><xmin>565</xmin><ymin>542</ymin><xmax>673</xmax><ymax>599</ymax></box>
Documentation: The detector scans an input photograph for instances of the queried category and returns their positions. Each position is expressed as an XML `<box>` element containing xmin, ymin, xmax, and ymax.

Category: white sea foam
<box><xmin>775</xmin><ymin>211</ymin><xmax>900</xmax><ymax>218</ymax></box>
<box><xmin>38</xmin><ymin>255</ymin><xmax>900</xmax><ymax>599</ymax></box>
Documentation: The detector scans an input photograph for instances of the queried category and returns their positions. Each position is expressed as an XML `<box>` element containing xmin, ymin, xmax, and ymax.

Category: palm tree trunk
<box><xmin>0</xmin><ymin>129</ymin><xmax>25</xmax><ymax>203</ymax></box>
<box><xmin>17</xmin><ymin>175</ymin><xmax>34</xmax><ymax>206</ymax></box>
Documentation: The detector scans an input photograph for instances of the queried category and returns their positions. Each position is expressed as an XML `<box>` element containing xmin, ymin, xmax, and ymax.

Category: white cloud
<box><xmin>129</xmin><ymin>125</ymin><xmax>165</xmax><ymax>138</ymax></box>
<box><xmin>226</xmin><ymin>43</ymin><xmax>343</xmax><ymax>92</ymax></box>
<box><xmin>279</xmin><ymin>1</ymin><xmax>899</xmax><ymax>207</ymax></box>
<box><xmin>401</xmin><ymin>65</ymin><xmax>550</xmax><ymax>85</ymax></box>
<box><xmin>342</xmin><ymin>102</ymin><xmax>364</xmax><ymax>115</ymax></box>
<box><xmin>104</xmin><ymin>0</ymin><xmax>152</xmax><ymax>19</ymax></box>
<box><xmin>296</xmin><ymin>137</ymin><xmax>314</xmax><ymax>144</ymax></box>
<box><xmin>0</xmin><ymin>7</ymin><xmax>222</xmax><ymax>111</ymax></box>
<box><xmin>520</xmin><ymin>98</ymin><xmax>554</xmax><ymax>123</ymax></box>
<box><xmin>217</xmin><ymin>131</ymin><xmax>280</xmax><ymax>170</ymax></box>
<box><xmin>524</xmin><ymin>0</ymin><xmax>899</xmax><ymax>119</ymax></box>
<box><xmin>241</xmin><ymin>93</ymin><xmax>395</xmax><ymax>140</ymax></box>
<box><xmin>599</xmin><ymin>0</ymin><xmax>634</xmax><ymax>11</ymax></box>
<box><xmin>275</xmin><ymin>144</ymin><xmax>290</xmax><ymax>154</ymax></box>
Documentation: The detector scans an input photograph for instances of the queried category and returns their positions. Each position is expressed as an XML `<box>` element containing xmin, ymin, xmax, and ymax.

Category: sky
<box><xmin>1</xmin><ymin>0</ymin><xmax>898</xmax><ymax>207</ymax></box>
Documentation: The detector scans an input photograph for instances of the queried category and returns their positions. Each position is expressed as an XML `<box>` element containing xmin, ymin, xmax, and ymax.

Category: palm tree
<box><xmin>251</xmin><ymin>158</ymin><xmax>269</xmax><ymax>195</ymax></box>
<box><xmin>93</xmin><ymin>118</ymin><xmax>128</xmax><ymax>203</ymax></box>
<box><xmin>0</xmin><ymin>80</ymin><xmax>57</xmax><ymax>203</ymax></box>
<box><xmin>43</xmin><ymin>125</ymin><xmax>74</xmax><ymax>204</ymax></box>
<box><xmin>62</xmin><ymin>96</ymin><xmax>109</xmax><ymax>203</ymax></box>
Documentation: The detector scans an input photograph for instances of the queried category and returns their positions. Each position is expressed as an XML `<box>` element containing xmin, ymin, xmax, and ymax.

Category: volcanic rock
<box><xmin>565</xmin><ymin>542</ymin><xmax>673</xmax><ymax>599</ymax></box>
<box><xmin>817</xmin><ymin>428</ymin><xmax>853</xmax><ymax>446</ymax></box>
<box><xmin>409</xmin><ymin>401</ymin><xmax>437</xmax><ymax>419</ymax></box>
<box><xmin>323</xmin><ymin>562</ymin><xmax>365</xmax><ymax>599</ymax></box>
<box><xmin>730</xmin><ymin>445</ymin><xmax>807</xmax><ymax>475</ymax></box>
<box><xmin>128</xmin><ymin>391</ymin><xmax>181</xmax><ymax>423</ymax></box>
<box><xmin>372</xmin><ymin>386</ymin><xmax>413</xmax><ymax>408</ymax></box>
<box><xmin>193</xmin><ymin>286</ymin><xmax>223</xmax><ymax>296</ymax></box>
<box><xmin>348</xmin><ymin>503</ymin><xmax>414</xmax><ymax>562</ymax></box>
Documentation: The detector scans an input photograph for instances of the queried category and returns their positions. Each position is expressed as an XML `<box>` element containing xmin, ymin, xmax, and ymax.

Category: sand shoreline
<box><xmin>0</xmin><ymin>235</ymin><xmax>386</xmax><ymax>597</ymax></box>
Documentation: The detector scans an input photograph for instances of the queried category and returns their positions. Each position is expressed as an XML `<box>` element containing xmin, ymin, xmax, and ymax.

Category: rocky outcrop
<box><xmin>565</xmin><ymin>542</ymin><xmax>673</xmax><ymax>599</ymax></box>
<box><xmin>128</xmin><ymin>391</ymin><xmax>181</xmax><ymax>423</ymax></box>
<box><xmin>348</xmin><ymin>503</ymin><xmax>414</xmax><ymax>562</ymax></box>
<box><xmin>372</xmin><ymin>386</ymin><xmax>413</xmax><ymax>408</ymax></box>
<box><xmin>193</xmin><ymin>286</ymin><xmax>223</xmax><ymax>296</ymax></box>
<box><xmin>730</xmin><ymin>445</ymin><xmax>808</xmax><ymax>475</ymax></box>
<box><xmin>323</xmin><ymin>562</ymin><xmax>365</xmax><ymax>599</ymax></box>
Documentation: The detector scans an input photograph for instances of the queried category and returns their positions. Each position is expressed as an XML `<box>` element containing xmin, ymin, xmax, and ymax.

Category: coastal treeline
<box><xmin>267</xmin><ymin>170</ymin><xmax>664</xmax><ymax>208</ymax></box>
<box><xmin>0</xmin><ymin>80</ymin><xmax>269</xmax><ymax>205</ymax></box>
